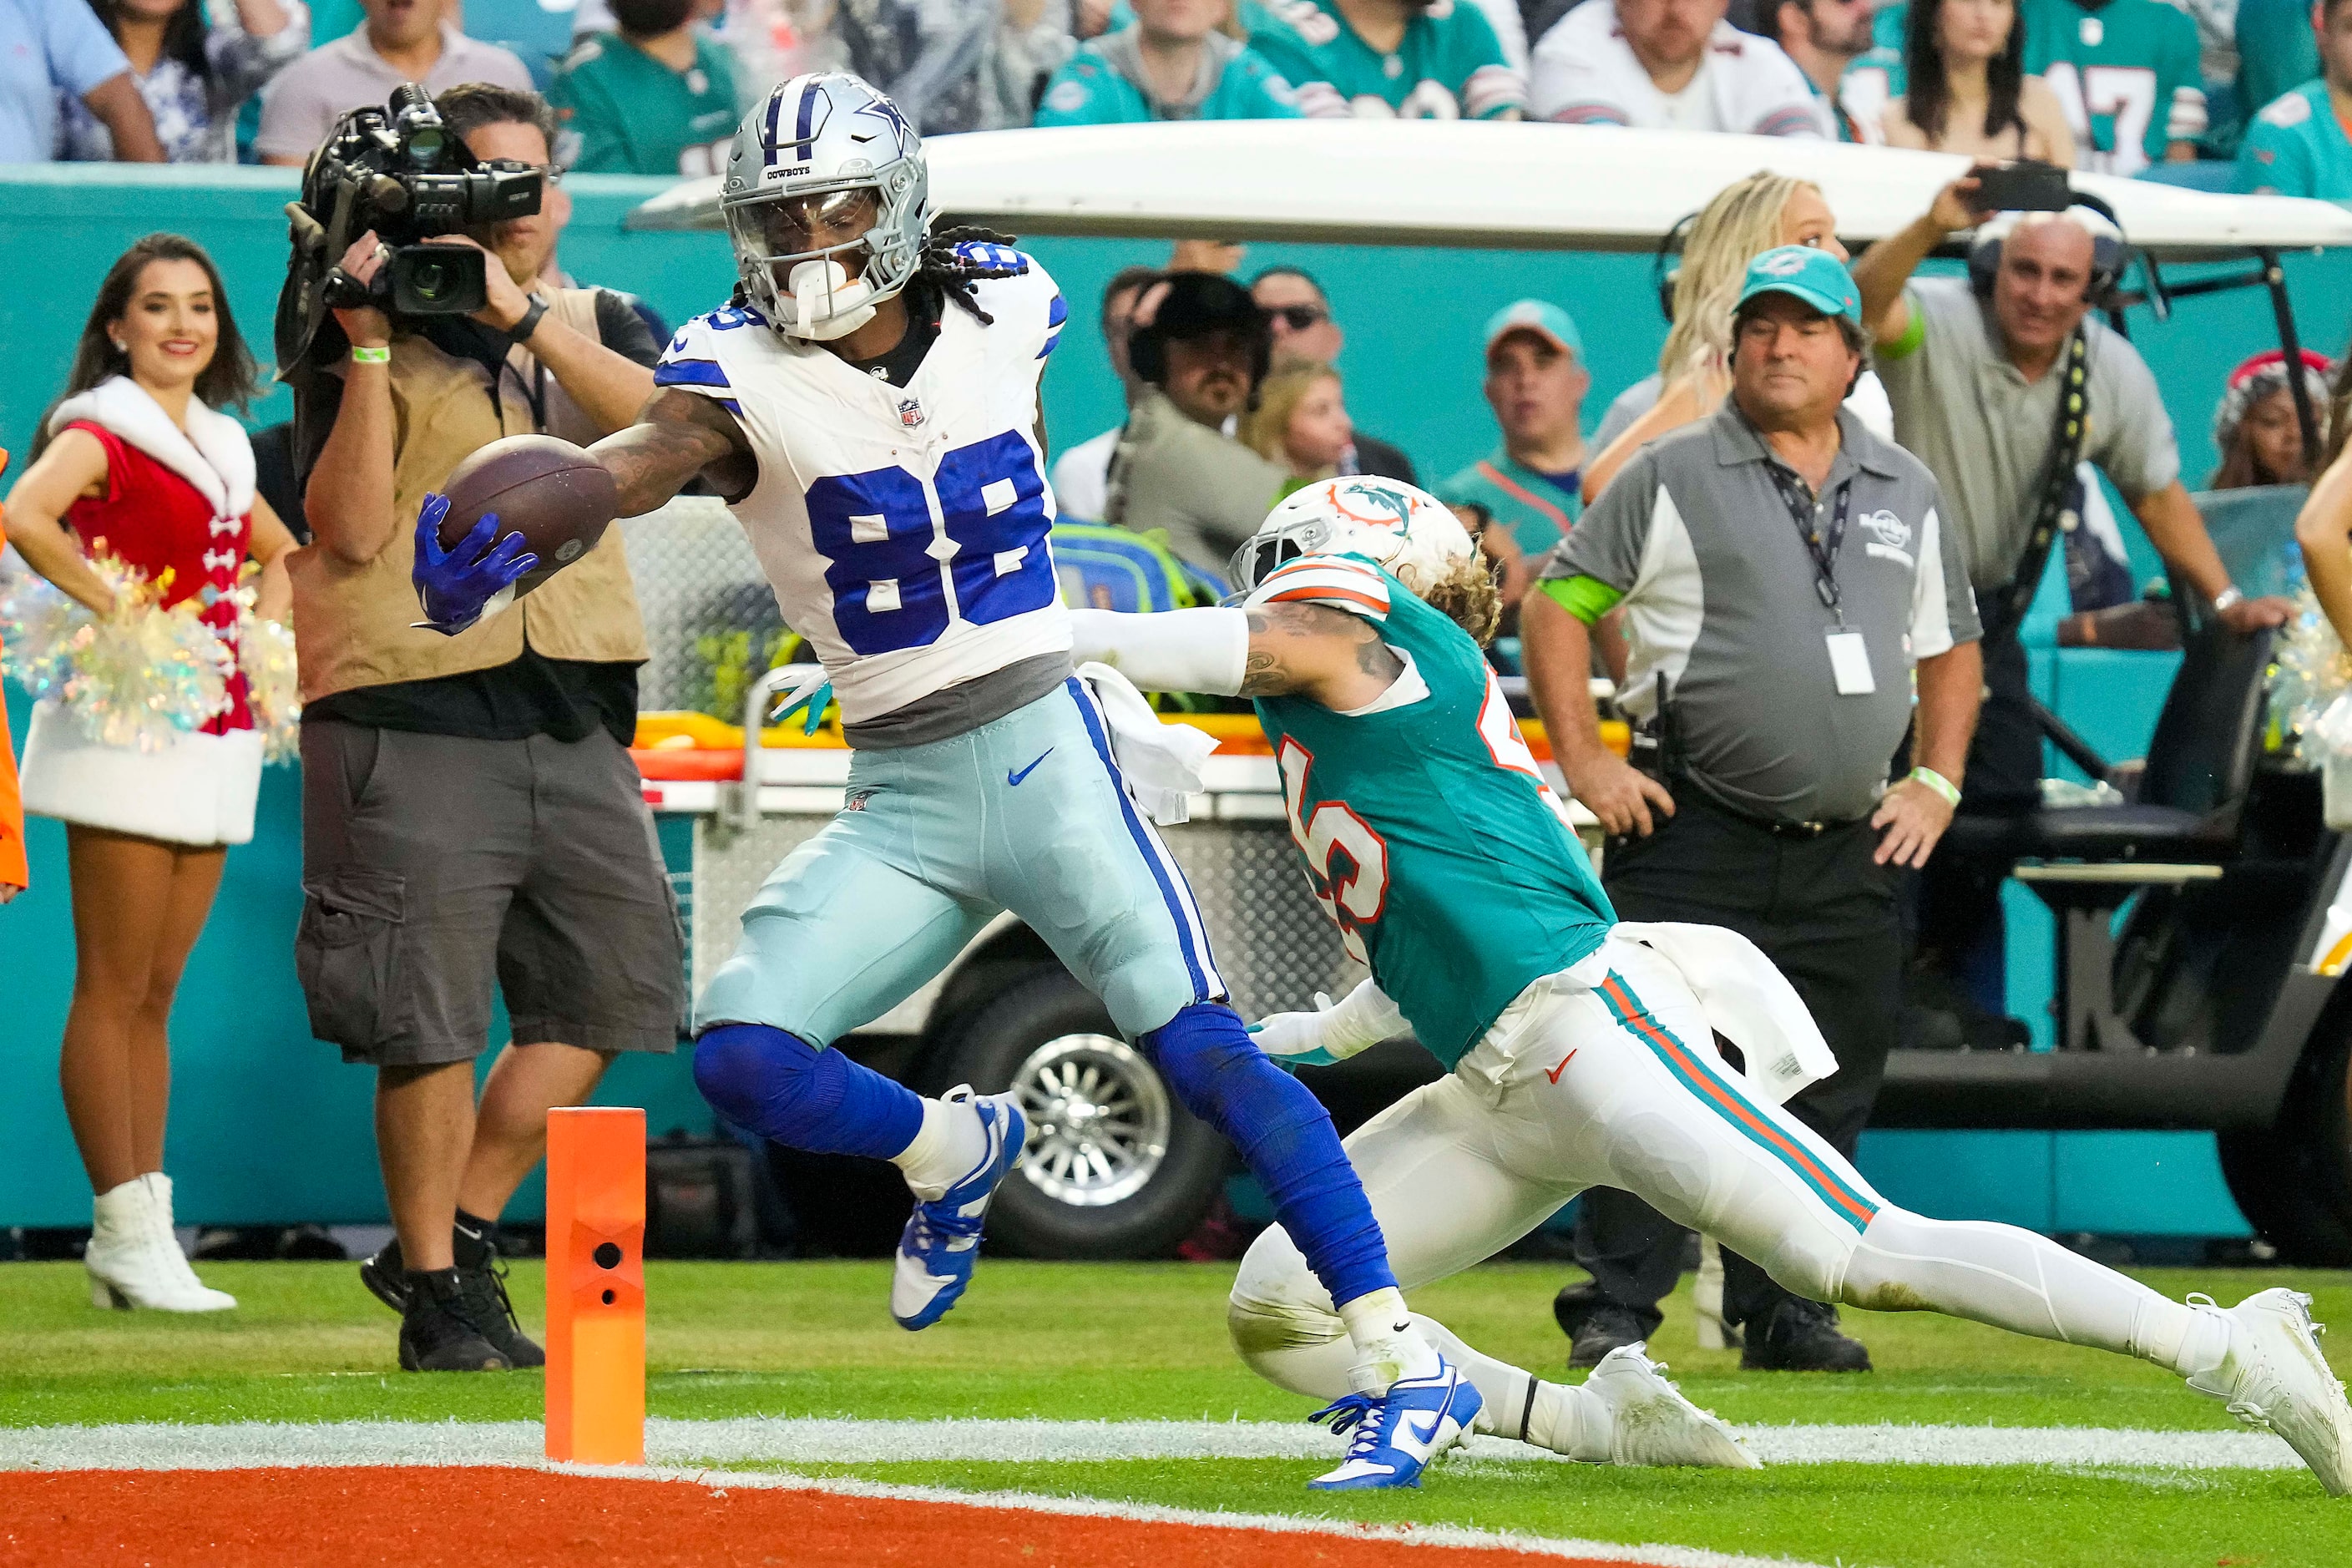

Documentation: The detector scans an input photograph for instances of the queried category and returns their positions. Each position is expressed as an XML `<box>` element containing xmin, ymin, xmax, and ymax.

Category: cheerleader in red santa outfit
<box><xmin>4</xmin><ymin>233</ymin><xmax>297</xmax><ymax>1313</ymax></box>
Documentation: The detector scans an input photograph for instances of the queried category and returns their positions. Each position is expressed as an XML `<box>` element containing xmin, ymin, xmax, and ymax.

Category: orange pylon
<box><xmin>544</xmin><ymin>1106</ymin><xmax>645</xmax><ymax>1464</ymax></box>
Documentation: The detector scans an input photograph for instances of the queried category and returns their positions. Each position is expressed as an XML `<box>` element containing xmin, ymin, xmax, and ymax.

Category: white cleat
<box><xmin>1585</xmin><ymin>1343</ymin><xmax>1759</xmax><ymax>1469</ymax></box>
<box><xmin>84</xmin><ymin>1175</ymin><xmax>235</xmax><ymax>1313</ymax></box>
<box><xmin>2187</xmin><ymin>1288</ymin><xmax>2351</xmax><ymax>1495</ymax></box>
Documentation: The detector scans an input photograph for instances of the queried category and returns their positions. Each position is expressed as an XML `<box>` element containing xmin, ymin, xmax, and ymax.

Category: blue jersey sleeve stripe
<box><xmin>1047</xmin><ymin>293</ymin><xmax>1068</xmax><ymax>328</ymax></box>
<box><xmin>655</xmin><ymin>358</ymin><xmax>732</xmax><ymax>388</ymax></box>
<box><xmin>719</xmin><ymin>397</ymin><xmax>744</xmax><ymax>416</ymax></box>
<box><xmin>1036</xmin><ymin>332</ymin><xmax>1062</xmax><ymax>360</ymax></box>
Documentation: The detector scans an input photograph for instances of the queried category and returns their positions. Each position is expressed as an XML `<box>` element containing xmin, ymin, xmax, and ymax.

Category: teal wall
<box><xmin>3</xmin><ymin>164</ymin><xmax>2344</xmax><ymax>1231</ymax></box>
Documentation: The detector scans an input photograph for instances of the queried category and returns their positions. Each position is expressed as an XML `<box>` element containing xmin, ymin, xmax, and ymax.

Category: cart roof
<box><xmin>625</xmin><ymin>119</ymin><xmax>2352</xmax><ymax>260</ymax></box>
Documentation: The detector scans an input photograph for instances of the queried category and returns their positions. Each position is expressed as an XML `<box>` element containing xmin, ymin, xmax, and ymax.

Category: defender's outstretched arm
<box><xmin>1069</xmin><ymin>603</ymin><xmax>1401</xmax><ymax>709</ymax></box>
<box><xmin>589</xmin><ymin>387</ymin><xmax>758</xmax><ymax>517</ymax></box>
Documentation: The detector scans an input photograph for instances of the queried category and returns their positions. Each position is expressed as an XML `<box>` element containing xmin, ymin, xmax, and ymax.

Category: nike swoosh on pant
<box><xmin>1008</xmin><ymin>748</ymin><xmax>1054</xmax><ymax>787</ymax></box>
<box><xmin>1545</xmin><ymin>1050</ymin><xmax>1578</xmax><ymax>1085</ymax></box>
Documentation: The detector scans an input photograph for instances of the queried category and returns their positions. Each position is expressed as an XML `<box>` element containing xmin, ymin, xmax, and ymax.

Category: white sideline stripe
<box><xmin>0</xmin><ymin>1415</ymin><xmax>2300</xmax><ymax>1473</ymax></box>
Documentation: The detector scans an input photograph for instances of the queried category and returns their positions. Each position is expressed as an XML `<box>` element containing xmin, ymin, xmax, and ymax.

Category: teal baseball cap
<box><xmin>1734</xmin><ymin>245</ymin><xmax>1862</xmax><ymax>326</ymax></box>
<box><xmin>1483</xmin><ymin>299</ymin><xmax>1582</xmax><ymax>359</ymax></box>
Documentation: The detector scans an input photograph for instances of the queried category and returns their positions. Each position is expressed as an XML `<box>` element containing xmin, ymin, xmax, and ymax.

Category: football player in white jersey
<box><xmin>414</xmin><ymin>73</ymin><xmax>1474</xmax><ymax>1490</ymax></box>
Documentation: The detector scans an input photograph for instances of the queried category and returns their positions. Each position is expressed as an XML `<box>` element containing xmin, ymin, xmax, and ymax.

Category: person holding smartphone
<box><xmin>1849</xmin><ymin>169</ymin><xmax>2291</xmax><ymax>1047</ymax></box>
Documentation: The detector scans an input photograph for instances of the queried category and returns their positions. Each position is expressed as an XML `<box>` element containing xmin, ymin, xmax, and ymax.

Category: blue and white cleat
<box><xmin>889</xmin><ymin>1087</ymin><xmax>1026</xmax><ymax>1332</ymax></box>
<box><xmin>1305</xmin><ymin>1356</ymin><xmax>1483</xmax><ymax>1490</ymax></box>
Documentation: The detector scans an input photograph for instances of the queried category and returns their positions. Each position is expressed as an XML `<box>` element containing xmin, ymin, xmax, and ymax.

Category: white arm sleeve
<box><xmin>1067</xmin><ymin>607</ymin><xmax>1249</xmax><ymax>695</ymax></box>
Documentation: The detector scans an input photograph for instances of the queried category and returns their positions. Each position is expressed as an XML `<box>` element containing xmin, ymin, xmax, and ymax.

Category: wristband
<box><xmin>1909</xmin><ymin>766</ymin><xmax>1961</xmax><ymax>807</ymax></box>
<box><xmin>2213</xmin><ymin>584</ymin><xmax>2244</xmax><ymax>614</ymax></box>
<box><xmin>507</xmin><ymin>295</ymin><xmax>549</xmax><ymax>347</ymax></box>
<box><xmin>350</xmin><ymin>344</ymin><xmax>390</xmax><ymax>365</ymax></box>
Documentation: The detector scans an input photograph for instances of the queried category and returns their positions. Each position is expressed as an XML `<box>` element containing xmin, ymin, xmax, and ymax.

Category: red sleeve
<box><xmin>60</xmin><ymin>421</ymin><xmax>126</xmax><ymax>508</ymax></box>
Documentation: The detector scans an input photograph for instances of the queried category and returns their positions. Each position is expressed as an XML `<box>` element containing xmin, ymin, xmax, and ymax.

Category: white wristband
<box><xmin>1909</xmin><ymin>766</ymin><xmax>1961</xmax><ymax>807</ymax></box>
<box><xmin>1067</xmin><ymin>606</ymin><xmax>1248</xmax><ymax>695</ymax></box>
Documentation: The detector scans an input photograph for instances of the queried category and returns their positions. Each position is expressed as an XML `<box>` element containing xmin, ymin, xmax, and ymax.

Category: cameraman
<box><xmin>290</xmin><ymin>82</ymin><xmax>683</xmax><ymax>1373</ymax></box>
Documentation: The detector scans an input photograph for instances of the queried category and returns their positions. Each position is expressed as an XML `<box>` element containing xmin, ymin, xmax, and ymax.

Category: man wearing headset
<box><xmin>1851</xmin><ymin>169</ymin><xmax>2292</xmax><ymax>1041</ymax></box>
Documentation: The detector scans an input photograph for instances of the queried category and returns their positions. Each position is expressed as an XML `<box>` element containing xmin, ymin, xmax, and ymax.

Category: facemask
<box><xmin>785</xmin><ymin>257</ymin><xmax>878</xmax><ymax>341</ymax></box>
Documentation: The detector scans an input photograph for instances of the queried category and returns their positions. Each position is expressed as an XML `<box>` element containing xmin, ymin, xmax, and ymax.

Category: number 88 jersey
<box><xmin>653</xmin><ymin>247</ymin><xmax>1074</xmax><ymax>726</ymax></box>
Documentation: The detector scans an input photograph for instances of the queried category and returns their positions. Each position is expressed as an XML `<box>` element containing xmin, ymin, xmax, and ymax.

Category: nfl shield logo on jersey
<box><xmin>899</xmin><ymin>398</ymin><xmax>926</xmax><ymax>428</ymax></box>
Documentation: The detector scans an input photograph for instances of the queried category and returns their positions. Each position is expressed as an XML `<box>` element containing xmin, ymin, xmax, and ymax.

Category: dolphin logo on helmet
<box><xmin>721</xmin><ymin>73</ymin><xmax>933</xmax><ymax>341</ymax></box>
<box><xmin>1230</xmin><ymin>477</ymin><xmax>1478</xmax><ymax>599</ymax></box>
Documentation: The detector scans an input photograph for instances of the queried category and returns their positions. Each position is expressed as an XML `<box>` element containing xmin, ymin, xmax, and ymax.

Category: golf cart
<box><xmin>620</xmin><ymin>119</ymin><xmax>2352</xmax><ymax>1261</ymax></box>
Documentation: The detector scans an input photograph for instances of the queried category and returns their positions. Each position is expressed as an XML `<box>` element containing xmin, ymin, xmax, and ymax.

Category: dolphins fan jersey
<box><xmin>1247</xmin><ymin>554</ymin><xmax>1615</xmax><ymax>1065</ymax></box>
<box><xmin>1249</xmin><ymin>0</ymin><xmax>1523</xmax><ymax>119</ymax></box>
<box><xmin>653</xmin><ymin>249</ymin><xmax>1074</xmax><ymax>726</ymax></box>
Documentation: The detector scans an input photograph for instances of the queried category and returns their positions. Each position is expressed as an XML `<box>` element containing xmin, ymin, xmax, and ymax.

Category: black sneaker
<box><xmin>398</xmin><ymin>1268</ymin><xmax>513</xmax><ymax>1373</ymax></box>
<box><xmin>1740</xmin><ymin>1297</ymin><xmax>1874</xmax><ymax>1372</ymax></box>
<box><xmin>1563</xmin><ymin>1303</ymin><xmax>1653</xmax><ymax>1370</ymax></box>
<box><xmin>359</xmin><ymin>1237</ymin><xmax>408</xmax><ymax>1313</ymax></box>
<box><xmin>453</xmin><ymin>1254</ymin><xmax>545</xmax><ymax>1369</ymax></box>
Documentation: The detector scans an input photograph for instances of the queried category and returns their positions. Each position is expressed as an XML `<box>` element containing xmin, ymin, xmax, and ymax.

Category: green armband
<box><xmin>1537</xmin><ymin>574</ymin><xmax>1626</xmax><ymax>626</ymax></box>
<box><xmin>1877</xmin><ymin>294</ymin><xmax>1927</xmax><ymax>362</ymax></box>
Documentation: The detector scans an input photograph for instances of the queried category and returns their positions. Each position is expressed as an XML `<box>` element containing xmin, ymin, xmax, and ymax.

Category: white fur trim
<box><xmin>18</xmin><ymin>702</ymin><xmax>261</xmax><ymax>847</ymax></box>
<box><xmin>47</xmin><ymin>377</ymin><xmax>255</xmax><ymax>523</ymax></box>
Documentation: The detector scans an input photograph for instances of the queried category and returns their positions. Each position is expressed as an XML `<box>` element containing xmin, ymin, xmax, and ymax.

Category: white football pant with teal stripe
<box><xmin>697</xmin><ymin>677</ymin><xmax>1221</xmax><ymax>1044</ymax></box>
<box><xmin>1232</xmin><ymin>933</ymin><xmax>2218</xmax><ymax>1437</ymax></box>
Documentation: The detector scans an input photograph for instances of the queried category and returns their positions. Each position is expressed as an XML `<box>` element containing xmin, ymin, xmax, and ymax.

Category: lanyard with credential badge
<box><xmin>1764</xmin><ymin>463</ymin><xmax>1856</xmax><ymax>625</ymax></box>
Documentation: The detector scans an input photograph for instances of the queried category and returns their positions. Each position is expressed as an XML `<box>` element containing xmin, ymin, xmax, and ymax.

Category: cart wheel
<box><xmin>2217</xmin><ymin>1023</ymin><xmax>2352</xmax><ymax>1266</ymax></box>
<box><xmin>924</xmin><ymin>964</ymin><xmax>1230</xmax><ymax>1260</ymax></box>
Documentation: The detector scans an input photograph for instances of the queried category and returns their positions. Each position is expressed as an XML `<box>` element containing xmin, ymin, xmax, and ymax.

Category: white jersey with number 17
<box><xmin>652</xmin><ymin>246</ymin><xmax>1074</xmax><ymax>726</ymax></box>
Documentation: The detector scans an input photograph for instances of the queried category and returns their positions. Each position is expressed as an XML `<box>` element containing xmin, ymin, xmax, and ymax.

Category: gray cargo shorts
<box><xmin>296</xmin><ymin>721</ymin><xmax>685</xmax><ymax>1067</ymax></box>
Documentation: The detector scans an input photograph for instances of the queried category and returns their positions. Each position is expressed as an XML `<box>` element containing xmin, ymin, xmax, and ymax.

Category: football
<box><xmin>435</xmin><ymin>434</ymin><xmax>620</xmax><ymax>597</ymax></box>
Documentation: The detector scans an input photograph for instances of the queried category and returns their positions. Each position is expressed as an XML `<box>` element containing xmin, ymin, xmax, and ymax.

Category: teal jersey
<box><xmin>2021</xmin><ymin>0</ymin><xmax>2207</xmax><ymax>174</ymax></box>
<box><xmin>550</xmin><ymin>31</ymin><xmax>742</xmax><ymax>177</ymax></box>
<box><xmin>1248</xmin><ymin>553</ymin><xmax>1615</xmax><ymax>1065</ymax></box>
<box><xmin>1248</xmin><ymin>0</ymin><xmax>1525</xmax><ymax>119</ymax></box>
<box><xmin>1034</xmin><ymin>37</ymin><xmax>1305</xmax><ymax>126</ymax></box>
<box><xmin>1435</xmin><ymin>449</ymin><xmax>1581</xmax><ymax>557</ymax></box>
<box><xmin>1874</xmin><ymin>1</ymin><xmax>1907</xmax><ymax>50</ymax></box>
<box><xmin>2236</xmin><ymin>0</ymin><xmax>2324</xmax><ymax>127</ymax></box>
<box><xmin>2235</xmin><ymin>80</ymin><xmax>2352</xmax><ymax>198</ymax></box>
<box><xmin>1838</xmin><ymin>44</ymin><xmax>1906</xmax><ymax>143</ymax></box>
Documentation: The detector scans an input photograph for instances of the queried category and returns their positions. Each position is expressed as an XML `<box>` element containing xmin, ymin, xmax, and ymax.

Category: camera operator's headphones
<box><xmin>1966</xmin><ymin>195</ymin><xmax>2130</xmax><ymax>306</ymax></box>
<box><xmin>1653</xmin><ymin>210</ymin><xmax>1701</xmax><ymax>322</ymax></box>
<box><xmin>1127</xmin><ymin>271</ymin><xmax>1274</xmax><ymax>409</ymax></box>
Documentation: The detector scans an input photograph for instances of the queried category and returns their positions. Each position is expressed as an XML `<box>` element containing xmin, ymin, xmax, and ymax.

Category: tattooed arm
<box><xmin>1068</xmin><ymin>602</ymin><xmax>1402</xmax><ymax>710</ymax></box>
<box><xmin>588</xmin><ymin>388</ymin><xmax>758</xmax><ymax>517</ymax></box>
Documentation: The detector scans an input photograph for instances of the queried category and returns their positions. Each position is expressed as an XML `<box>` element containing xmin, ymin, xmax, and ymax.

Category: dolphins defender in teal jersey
<box><xmin>1070</xmin><ymin>476</ymin><xmax>2352</xmax><ymax>1493</ymax></box>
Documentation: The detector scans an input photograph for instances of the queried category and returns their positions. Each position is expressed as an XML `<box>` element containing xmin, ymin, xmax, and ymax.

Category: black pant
<box><xmin>1916</xmin><ymin>618</ymin><xmax>2036</xmax><ymax>1002</ymax></box>
<box><xmin>1565</xmin><ymin>793</ymin><xmax>1902</xmax><ymax>1334</ymax></box>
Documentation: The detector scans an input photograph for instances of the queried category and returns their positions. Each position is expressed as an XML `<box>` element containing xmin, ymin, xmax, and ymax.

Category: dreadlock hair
<box><xmin>918</xmin><ymin>225</ymin><xmax>1026</xmax><ymax>326</ymax></box>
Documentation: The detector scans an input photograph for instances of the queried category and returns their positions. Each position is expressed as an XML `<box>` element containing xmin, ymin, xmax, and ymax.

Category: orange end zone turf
<box><xmin>0</xmin><ymin>1468</ymin><xmax>1668</xmax><ymax>1568</ymax></box>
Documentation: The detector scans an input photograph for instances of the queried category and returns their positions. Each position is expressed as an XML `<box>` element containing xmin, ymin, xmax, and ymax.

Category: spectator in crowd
<box><xmin>1248</xmin><ymin>0</ymin><xmax>1525</xmax><ymax>119</ymax></box>
<box><xmin>1758</xmin><ymin>0</ymin><xmax>1874</xmax><ymax>125</ymax></box>
<box><xmin>2173</xmin><ymin>0</ymin><xmax>2244</xmax><ymax>154</ymax></box>
<box><xmin>549</xmin><ymin>0</ymin><xmax>742</xmax><ymax>176</ymax></box>
<box><xmin>2238</xmin><ymin>0</ymin><xmax>2324</xmax><ymax>141</ymax></box>
<box><xmin>2236</xmin><ymin>0</ymin><xmax>2352</xmax><ymax>198</ymax></box>
<box><xmin>1524</xmin><ymin>245</ymin><xmax>1985</xmax><ymax>1373</ymax></box>
<box><xmin>1241</xmin><ymin>358</ymin><xmax>1353</xmax><ymax>490</ymax></box>
<box><xmin>1105</xmin><ymin>270</ymin><xmax>1288</xmax><ymax>578</ymax></box>
<box><xmin>1436</xmin><ymin>301</ymin><xmax>1587</xmax><ymax>570</ymax></box>
<box><xmin>1531</xmin><ymin>0</ymin><xmax>1828</xmax><ymax>134</ymax></box>
<box><xmin>0</xmin><ymin>0</ymin><xmax>164</xmax><ymax>161</ymax></box>
<box><xmin>1586</xmin><ymin>171</ymin><xmax>1887</xmax><ymax>503</ymax></box>
<box><xmin>5</xmin><ymin>233</ymin><xmax>297</xmax><ymax>1313</ymax></box>
<box><xmin>292</xmin><ymin>83</ymin><xmax>681</xmax><ymax>1372</ymax></box>
<box><xmin>1851</xmin><ymin>172</ymin><xmax>2290</xmax><ymax>1044</ymax></box>
<box><xmin>1868</xmin><ymin>0</ymin><xmax>2074</xmax><ymax>162</ymax></box>
<box><xmin>2210</xmin><ymin>348</ymin><xmax>2333</xmax><ymax>488</ymax></box>
<box><xmin>2023</xmin><ymin>0</ymin><xmax>2204</xmax><ymax>173</ymax></box>
<box><xmin>2294</xmin><ymin>357</ymin><xmax>2352</xmax><ymax>647</ymax></box>
<box><xmin>62</xmin><ymin>1</ymin><xmax>307</xmax><ymax>164</ymax></box>
<box><xmin>1250</xmin><ymin>266</ymin><xmax>1417</xmax><ymax>481</ymax></box>
<box><xmin>825</xmin><ymin>0</ymin><xmax>1075</xmax><ymax>134</ymax></box>
<box><xmin>255</xmin><ymin>0</ymin><xmax>534</xmax><ymax>165</ymax></box>
<box><xmin>1050</xmin><ymin>265</ymin><xmax>1160</xmax><ymax>522</ymax></box>
<box><xmin>1035</xmin><ymin>0</ymin><xmax>1303</xmax><ymax>123</ymax></box>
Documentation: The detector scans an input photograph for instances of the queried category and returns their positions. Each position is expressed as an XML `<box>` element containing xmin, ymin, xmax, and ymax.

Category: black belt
<box><xmin>1628</xmin><ymin>729</ymin><xmax>1868</xmax><ymax>840</ymax></box>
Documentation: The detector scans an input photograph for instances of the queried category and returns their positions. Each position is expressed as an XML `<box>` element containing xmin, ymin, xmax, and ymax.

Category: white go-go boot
<box><xmin>84</xmin><ymin>1173</ymin><xmax>236</xmax><ymax>1313</ymax></box>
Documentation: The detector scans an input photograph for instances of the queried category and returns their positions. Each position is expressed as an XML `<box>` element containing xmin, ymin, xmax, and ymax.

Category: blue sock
<box><xmin>1141</xmin><ymin>1001</ymin><xmax>1397</xmax><ymax>1307</ymax></box>
<box><xmin>692</xmin><ymin>1024</ymin><xmax>923</xmax><ymax>1161</ymax></box>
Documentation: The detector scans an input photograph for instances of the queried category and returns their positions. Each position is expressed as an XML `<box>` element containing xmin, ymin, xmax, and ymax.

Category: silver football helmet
<box><xmin>721</xmin><ymin>73</ymin><xmax>932</xmax><ymax>341</ymax></box>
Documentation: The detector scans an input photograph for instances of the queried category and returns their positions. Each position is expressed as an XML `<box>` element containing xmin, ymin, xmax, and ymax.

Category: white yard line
<box><xmin>0</xmin><ymin>1414</ymin><xmax>2302</xmax><ymax>1473</ymax></box>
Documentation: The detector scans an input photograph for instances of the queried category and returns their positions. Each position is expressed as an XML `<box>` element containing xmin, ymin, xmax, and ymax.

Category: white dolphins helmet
<box><xmin>1229</xmin><ymin>477</ymin><xmax>1479</xmax><ymax>599</ymax></box>
<box><xmin>721</xmin><ymin>73</ymin><xmax>931</xmax><ymax>341</ymax></box>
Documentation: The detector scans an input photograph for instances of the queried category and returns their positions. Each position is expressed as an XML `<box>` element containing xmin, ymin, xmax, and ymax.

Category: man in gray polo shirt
<box><xmin>255</xmin><ymin>0</ymin><xmax>534</xmax><ymax>165</ymax></box>
<box><xmin>1523</xmin><ymin>246</ymin><xmax>1983</xmax><ymax>1372</ymax></box>
<box><xmin>1850</xmin><ymin>172</ymin><xmax>2289</xmax><ymax>1039</ymax></box>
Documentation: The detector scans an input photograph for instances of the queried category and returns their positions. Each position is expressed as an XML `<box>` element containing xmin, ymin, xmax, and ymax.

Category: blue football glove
<box><xmin>412</xmin><ymin>493</ymin><xmax>539</xmax><ymax>636</ymax></box>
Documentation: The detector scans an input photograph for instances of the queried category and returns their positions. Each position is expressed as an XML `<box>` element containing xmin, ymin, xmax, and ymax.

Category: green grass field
<box><xmin>6</xmin><ymin>1257</ymin><xmax>2352</xmax><ymax>1566</ymax></box>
